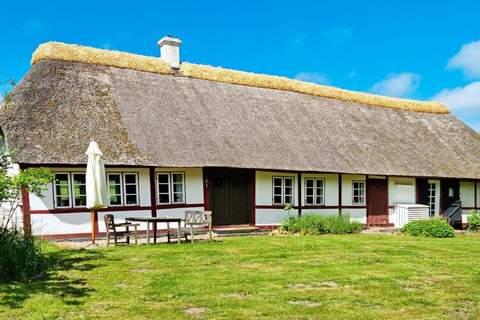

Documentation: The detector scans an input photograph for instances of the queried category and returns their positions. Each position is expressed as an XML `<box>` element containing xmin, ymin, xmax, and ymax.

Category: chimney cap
<box><xmin>157</xmin><ymin>35</ymin><xmax>181</xmax><ymax>47</ymax></box>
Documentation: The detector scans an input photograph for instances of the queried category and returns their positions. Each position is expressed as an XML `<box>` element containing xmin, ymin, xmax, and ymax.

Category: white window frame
<box><xmin>157</xmin><ymin>172</ymin><xmax>186</xmax><ymax>205</ymax></box>
<box><xmin>71</xmin><ymin>172</ymin><xmax>87</xmax><ymax>208</ymax></box>
<box><xmin>304</xmin><ymin>178</ymin><xmax>325</xmax><ymax>206</ymax></box>
<box><xmin>352</xmin><ymin>180</ymin><xmax>366</xmax><ymax>205</ymax></box>
<box><xmin>428</xmin><ymin>180</ymin><xmax>440</xmax><ymax>217</ymax></box>
<box><xmin>123</xmin><ymin>173</ymin><xmax>139</xmax><ymax>206</ymax></box>
<box><xmin>171</xmin><ymin>172</ymin><xmax>185</xmax><ymax>204</ymax></box>
<box><xmin>107</xmin><ymin>173</ymin><xmax>123</xmax><ymax>206</ymax></box>
<box><xmin>53</xmin><ymin>172</ymin><xmax>72</xmax><ymax>208</ymax></box>
<box><xmin>272</xmin><ymin>176</ymin><xmax>295</xmax><ymax>205</ymax></box>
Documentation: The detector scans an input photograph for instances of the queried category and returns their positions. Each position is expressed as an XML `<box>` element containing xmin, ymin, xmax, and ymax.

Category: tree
<box><xmin>0</xmin><ymin>153</ymin><xmax>53</xmax><ymax>234</ymax></box>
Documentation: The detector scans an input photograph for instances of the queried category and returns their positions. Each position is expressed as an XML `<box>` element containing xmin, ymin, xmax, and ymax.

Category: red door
<box><xmin>367</xmin><ymin>178</ymin><xmax>389</xmax><ymax>225</ymax></box>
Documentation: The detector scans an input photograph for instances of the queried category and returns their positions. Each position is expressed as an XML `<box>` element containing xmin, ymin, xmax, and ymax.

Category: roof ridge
<box><xmin>31</xmin><ymin>42</ymin><xmax>450</xmax><ymax>114</ymax></box>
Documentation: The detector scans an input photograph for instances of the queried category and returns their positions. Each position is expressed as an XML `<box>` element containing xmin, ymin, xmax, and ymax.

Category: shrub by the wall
<box><xmin>0</xmin><ymin>229</ymin><xmax>46</xmax><ymax>282</ymax></box>
<box><xmin>402</xmin><ymin>219</ymin><xmax>454</xmax><ymax>238</ymax></box>
<box><xmin>467</xmin><ymin>210</ymin><xmax>480</xmax><ymax>232</ymax></box>
<box><xmin>281</xmin><ymin>214</ymin><xmax>363</xmax><ymax>235</ymax></box>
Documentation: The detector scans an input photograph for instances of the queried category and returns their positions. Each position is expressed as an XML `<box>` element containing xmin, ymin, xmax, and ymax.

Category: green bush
<box><xmin>281</xmin><ymin>214</ymin><xmax>363</xmax><ymax>235</ymax></box>
<box><xmin>402</xmin><ymin>219</ymin><xmax>454</xmax><ymax>238</ymax></box>
<box><xmin>467</xmin><ymin>210</ymin><xmax>480</xmax><ymax>232</ymax></box>
<box><xmin>0</xmin><ymin>229</ymin><xmax>46</xmax><ymax>282</ymax></box>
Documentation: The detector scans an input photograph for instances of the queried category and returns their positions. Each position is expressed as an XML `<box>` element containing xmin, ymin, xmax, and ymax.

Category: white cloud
<box><xmin>432</xmin><ymin>81</ymin><xmax>480</xmax><ymax>111</ymax></box>
<box><xmin>447</xmin><ymin>40</ymin><xmax>480</xmax><ymax>78</ymax></box>
<box><xmin>370</xmin><ymin>73</ymin><xmax>421</xmax><ymax>98</ymax></box>
<box><xmin>294</xmin><ymin>72</ymin><xmax>330</xmax><ymax>85</ymax></box>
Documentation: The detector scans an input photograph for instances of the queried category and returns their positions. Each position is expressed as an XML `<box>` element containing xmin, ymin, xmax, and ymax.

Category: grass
<box><xmin>1</xmin><ymin>234</ymin><xmax>480</xmax><ymax>319</ymax></box>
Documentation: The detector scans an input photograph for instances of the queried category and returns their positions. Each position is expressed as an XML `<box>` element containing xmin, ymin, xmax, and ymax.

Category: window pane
<box><xmin>285</xmin><ymin>195</ymin><xmax>293</xmax><ymax>204</ymax></box>
<box><xmin>75</xmin><ymin>196</ymin><xmax>87</xmax><ymax>207</ymax></box>
<box><xmin>172</xmin><ymin>173</ymin><xmax>183</xmax><ymax>183</ymax></box>
<box><xmin>158</xmin><ymin>174</ymin><xmax>169</xmax><ymax>184</ymax></box>
<box><xmin>158</xmin><ymin>184</ymin><xmax>169</xmax><ymax>193</ymax></box>
<box><xmin>109</xmin><ymin>184</ymin><xmax>121</xmax><ymax>195</ymax></box>
<box><xmin>55</xmin><ymin>174</ymin><xmax>69</xmax><ymax>185</ymax></box>
<box><xmin>273</xmin><ymin>178</ymin><xmax>282</xmax><ymax>187</ymax></box>
<box><xmin>285</xmin><ymin>187</ymin><xmax>292</xmax><ymax>196</ymax></box>
<box><xmin>316</xmin><ymin>196</ymin><xmax>323</xmax><ymax>204</ymax></box>
<box><xmin>306</xmin><ymin>179</ymin><xmax>313</xmax><ymax>188</ymax></box>
<box><xmin>159</xmin><ymin>194</ymin><xmax>170</xmax><ymax>204</ymax></box>
<box><xmin>110</xmin><ymin>195</ymin><xmax>122</xmax><ymax>205</ymax></box>
<box><xmin>274</xmin><ymin>186</ymin><xmax>282</xmax><ymax>195</ymax></box>
<box><xmin>306</xmin><ymin>188</ymin><xmax>313</xmax><ymax>196</ymax></box>
<box><xmin>124</xmin><ymin>174</ymin><xmax>136</xmax><ymax>184</ymax></box>
<box><xmin>108</xmin><ymin>174</ymin><xmax>122</xmax><ymax>205</ymax></box>
<box><xmin>284</xmin><ymin>178</ymin><xmax>293</xmax><ymax>187</ymax></box>
<box><xmin>173</xmin><ymin>183</ymin><xmax>183</xmax><ymax>193</ymax></box>
<box><xmin>173</xmin><ymin>193</ymin><xmax>184</xmax><ymax>203</ymax></box>
<box><xmin>55</xmin><ymin>174</ymin><xmax>70</xmax><ymax>207</ymax></box>
<box><xmin>306</xmin><ymin>196</ymin><xmax>314</xmax><ymax>204</ymax></box>
<box><xmin>125</xmin><ymin>195</ymin><xmax>137</xmax><ymax>205</ymax></box>
<box><xmin>109</xmin><ymin>174</ymin><xmax>121</xmax><ymax>184</ymax></box>
<box><xmin>73</xmin><ymin>174</ymin><xmax>85</xmax><ymax>184</ymax></box>
<box><xmin>57</xmin><ymin>196</ymin><xmax>70</xmax><ymax>207</ymax></box>
<box><xmin>125</xmin><ymin>184</ymin><xmax>136</xmax><ymax>194</ymax></box>
<box><xmin>273</xmin><ymin>195</ymin><xmax>282</xmax><ymax>204</ymax></box>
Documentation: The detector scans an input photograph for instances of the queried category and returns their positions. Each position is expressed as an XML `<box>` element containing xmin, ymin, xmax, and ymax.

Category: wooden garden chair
<box><xmin>104</xmin><ymin>214</ymin><xmax>139</xmax><ymax>246</ymax></box>
<box><xmin>182</xmin><ymin>211</ymin><xmax>213</xmax><ymax>243</ymax></box>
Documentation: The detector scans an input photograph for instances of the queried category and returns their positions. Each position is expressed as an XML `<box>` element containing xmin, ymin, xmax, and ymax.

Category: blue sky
<box><xmin>1</xmin><ymin>0</ymin><xmax>479</xmax><ymax>129</ymax></box>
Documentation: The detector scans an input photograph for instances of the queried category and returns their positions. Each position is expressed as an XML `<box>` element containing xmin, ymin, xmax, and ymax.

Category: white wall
<box><xmin>460</xmin><ymin>181</ymin><xmax>475</xmax><ymax>208</ymax></box>
<box><xmin>255</xmin><ymin>171</ymin><xmax>298</xmax><ymax>226</ymax></box>
<box><xmin>389</xmin><ymin>177</ymin><xmax>416</xmax><ymax>205</ymax></box>
<box><xmin>255</xmin><ymin>171</ymin><xmax>298</xmax><ymax>206</ymax></box>
<box><xmin>342</xmin><ymin>174</ymin><xmax>366</xmax><ymax>206</ymax></box>
<box><xmin>29</xmin><ymin>167</ymin><xmax>204</xmax><ymax>236</ymax></box>
<box><xmin>254</xmin><ymin>171</ymin><xmax>366</xmax><ymax>225</ymax></box>
<box><xmin>388</xmin><ymin>177</ymin><xmax>416</xmax><ymax>225</ymax></box>
<box><xmin>255</xmin><ymin>208</ymin><xmax>298</xmax><ymax>226</ymax></box>
<box><xmin>301</xmin><ymin>173</ymin><xmax>339</xmax><ymax>206</ymax></box>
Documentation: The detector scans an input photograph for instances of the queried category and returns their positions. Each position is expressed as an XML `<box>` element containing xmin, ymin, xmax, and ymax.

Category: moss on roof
<box><xmin>31</xmin><ymin>42</ymin><xmax>449</xmax><ymax>114</ymax></box>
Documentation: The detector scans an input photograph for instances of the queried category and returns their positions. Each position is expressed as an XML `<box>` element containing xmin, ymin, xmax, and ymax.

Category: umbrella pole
<box><xmin>91</xmin><ymin>210</ymin><xmax>96</xmax><ymax>244</ymax></box>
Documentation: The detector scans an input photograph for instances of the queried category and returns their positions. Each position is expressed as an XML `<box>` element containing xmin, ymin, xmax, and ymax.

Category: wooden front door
<box><xmin>367</xmin><ymin>178</ymin><xmax>389</xmax><ymax>225</ymax></box>
<box><xmin>209</xmin><ymin>168</ymin><xmax>251</xmax><ymax>225</ymax></box>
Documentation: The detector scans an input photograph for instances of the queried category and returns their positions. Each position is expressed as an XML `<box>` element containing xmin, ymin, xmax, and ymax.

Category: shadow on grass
<box><xmin>0</xmin><ymin>248</ymin><xmax>105</xmax><ymax>308</ymax></box>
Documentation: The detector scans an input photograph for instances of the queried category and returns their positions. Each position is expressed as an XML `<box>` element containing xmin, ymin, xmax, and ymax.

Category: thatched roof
<box><xmin>32</xmin><ymin>42</ymin><xmax>448</xmax><ymax>114</ymax></box>
<box><xmin>1</xmin><ymin>46</ymin><xmax>480</xmax><ymax>179</ymax></box>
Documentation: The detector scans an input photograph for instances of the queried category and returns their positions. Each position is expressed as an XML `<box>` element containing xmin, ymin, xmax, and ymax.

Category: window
<box><xmin>53</xmin><ymin>171</ymin><xmax>139</xmax><ymax>208</ymax></box>
<box><xmin>428</xmin><ymin>182</ymin><xmax>437</xmax><ymax>217</ymax></box>
<box><xmin>54</xmin><ymin>173</ymin><xmax>71</xmax><ymax>208</ymax></box>
<box><xmin>157</xmin><ymin>172</ymin><xmax>185</xmax><ymax>204</ymax></box>
<box><xmin>72</xmin><ymin>173</ymin><xmax>87</xmax><ymax>207</ymax></box>
<box><xmin>108</xmin><ymin>173</ymin><xmax>122</xmax><ymax>206</ymax></box>
<box><xmin>157</xmin><ymin>173</ymin><xmax>170</xmax><ymax>204</ymax></box>
<box><xmin>272</xmin><ymin>177</ymin><xmax>294</xmax><ymax>205</ymax></box>
<box><xmin>352</xmin><ymin>181</ymin><xmax>365</xmax><ymax>205</ymax></box>
<box><xmin>123</xmin><ymin>173</ymin><xmax>139</xmax><ymax>205</ymax></box>
<box><xmin>305</xmin><ymin>178</ymin><xmax>325</xmax><ymax>205</ymax></box>
<box><xmin>172</xmin><ymin>173</ymin><xmax>184</xmax><ymax>203</ymax></box>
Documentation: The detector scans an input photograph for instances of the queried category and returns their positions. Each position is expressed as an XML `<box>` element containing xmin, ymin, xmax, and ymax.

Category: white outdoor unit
<box><xmin>394</xmin><ymin>204</ymin><xmax>430</xmax><ymax>228</ymax></box>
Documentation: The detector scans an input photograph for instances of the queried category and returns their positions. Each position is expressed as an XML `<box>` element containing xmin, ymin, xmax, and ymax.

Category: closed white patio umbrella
<box><xmin>85</xmin><ymin>141</ymin><xmax>108</xmax><ymax>244</ymax></box>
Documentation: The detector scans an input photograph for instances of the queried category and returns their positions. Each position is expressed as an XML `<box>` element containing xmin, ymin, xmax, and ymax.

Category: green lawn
<box><xmin>1</xmin><ymin>234</ymin><xmax>480</xmax><ymax>319</ymax></box>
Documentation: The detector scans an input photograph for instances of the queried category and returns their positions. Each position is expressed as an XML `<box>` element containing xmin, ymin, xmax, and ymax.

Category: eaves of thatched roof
<box><xmin>1</xmin><ymin>43</ymin><xmax>480</xmax><ymax>179</ymax></box>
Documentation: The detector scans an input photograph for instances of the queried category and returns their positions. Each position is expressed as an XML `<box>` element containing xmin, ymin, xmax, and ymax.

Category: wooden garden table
<box><xmin>125</xmin><ymin>216</ymin><xmax>182</xmax><ymax>244</ymax></box>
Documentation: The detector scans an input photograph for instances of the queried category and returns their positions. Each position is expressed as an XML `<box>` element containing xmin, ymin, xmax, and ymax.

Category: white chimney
<box><xmin>157</xmin><ymin>36</ymin><xmax>181</xmax><ymax>69</ymax></box>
